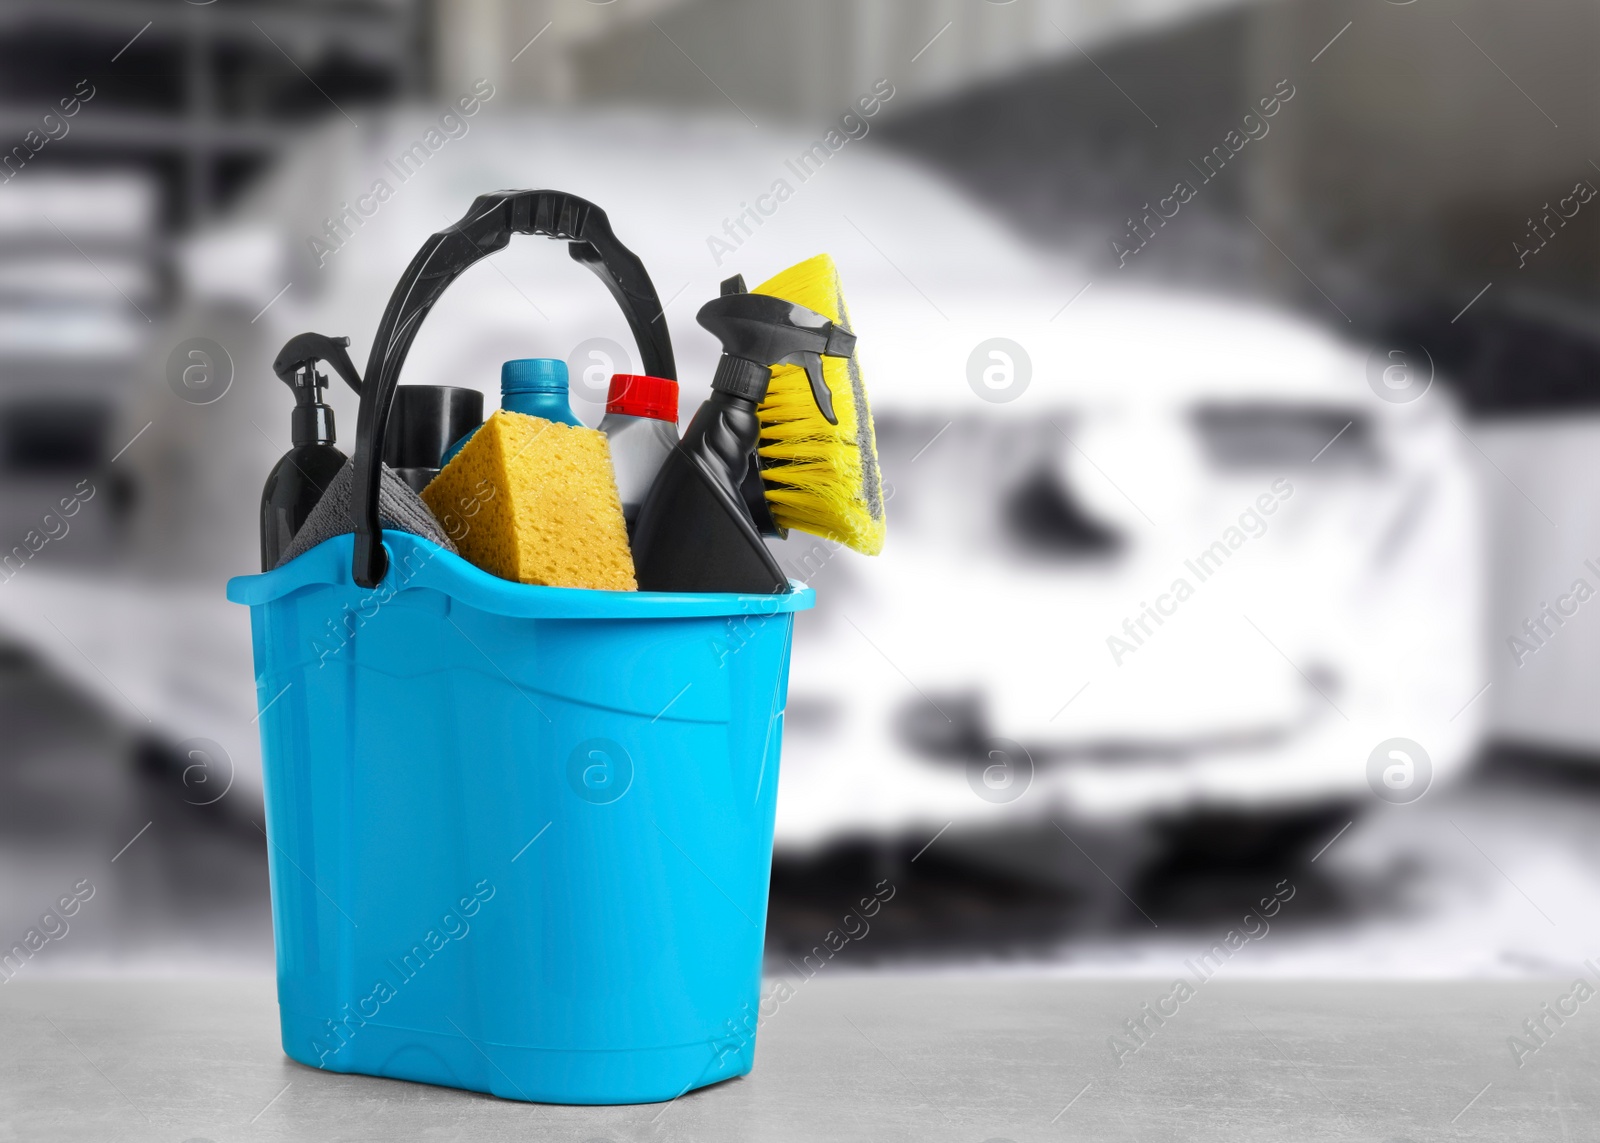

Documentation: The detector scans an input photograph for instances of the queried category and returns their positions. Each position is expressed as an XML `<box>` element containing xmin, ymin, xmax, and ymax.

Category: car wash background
<box><xmin>0</xmin><ymin>0</ymin><xmax>1596</xmax><ymax>980</ymax></box>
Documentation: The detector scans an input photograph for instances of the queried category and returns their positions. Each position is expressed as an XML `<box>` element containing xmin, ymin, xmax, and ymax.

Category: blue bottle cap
<box><xmin>501</xmin><ymin>358</ymin><xmax>568</xmax><ymax>393</ymax></box>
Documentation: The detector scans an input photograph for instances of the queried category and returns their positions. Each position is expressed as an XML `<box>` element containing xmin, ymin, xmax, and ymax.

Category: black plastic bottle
<box><xmin>383</xmin><ymin>384</ymin><xmax>484</xmax><ymax>493</ymax></box>
<box><xmin>260</xmin><ymin>334</ymin><xmax>363</xmax><ymax>570</ymax></box>
<box><xmin>630</xmin><ymin>277</ymin><xmax>854</xmax><ymax>594</ymax></box>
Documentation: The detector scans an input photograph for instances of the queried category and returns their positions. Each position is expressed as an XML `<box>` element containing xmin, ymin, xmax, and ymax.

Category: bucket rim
<box><xmin>226</xmin><ymin>531</ymin><xmax>816</xmax><ymax>619</ymax></box>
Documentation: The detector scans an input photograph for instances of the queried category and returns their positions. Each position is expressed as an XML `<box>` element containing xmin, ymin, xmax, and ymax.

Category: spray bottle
<box><xmin>630</xmin><ymin>276</ymin><xmax>854</xmax><ymax>593</ymax></box>
<box><xmin>261</xmin><ymin>333</ymin><xmax>363</xmax><ymax>570</ymax></box>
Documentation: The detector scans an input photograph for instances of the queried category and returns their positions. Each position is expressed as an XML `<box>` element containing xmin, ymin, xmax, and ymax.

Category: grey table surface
<box><xmin>2</xmin><ymin>974</ymin><xmax>1595</xmax><ymax>1142</ymax></box>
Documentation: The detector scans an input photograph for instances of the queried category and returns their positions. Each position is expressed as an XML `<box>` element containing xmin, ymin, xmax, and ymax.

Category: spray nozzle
<box><xmin>697</xmin><ymin>279</ymin><xmax>854</xmax><ymax>425</ymax></box>
<box><xmin>273</xmin><ymin>332</ymin><xmax>364</xmax><ymax>398</ymax></box>
<box><xmin>272</xmin><ymin>332</ymin><xmax>364</xmax><ymax>448</ymax></box>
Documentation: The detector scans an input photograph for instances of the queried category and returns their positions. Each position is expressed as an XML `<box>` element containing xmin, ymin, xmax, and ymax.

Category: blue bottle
<box><xmin>441</xmin><ymin>357</ymin><xmax>581</xmax><ymax>466</ymax></box>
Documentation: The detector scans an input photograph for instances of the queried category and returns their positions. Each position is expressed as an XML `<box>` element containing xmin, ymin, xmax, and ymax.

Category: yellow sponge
<box><xmin>421</xmin><ymin>410</ymin><xmax>636</xmax><ymax>591</ymax></box>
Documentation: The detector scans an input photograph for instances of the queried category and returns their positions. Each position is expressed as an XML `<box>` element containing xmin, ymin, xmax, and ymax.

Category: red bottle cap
<box><xmin>606</xmin><ymin>374</ymin><xmax>678</xmax><ymax>422</ymax></box>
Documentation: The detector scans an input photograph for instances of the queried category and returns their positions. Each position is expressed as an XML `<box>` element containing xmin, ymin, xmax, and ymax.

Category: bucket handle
<box><xmin>349</xmin><ymin>190</ymin><xmax>676</xmax><ymax>588</ymax></box>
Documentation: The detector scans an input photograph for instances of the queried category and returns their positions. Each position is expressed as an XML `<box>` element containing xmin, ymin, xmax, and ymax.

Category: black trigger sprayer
<box><xmin>630</xmin><ymin>275</ymin><xmax>856</xmax><ymax>594</ymax></box>
<box><xmin>260</xmin><ymin>333</ymin><xmax>363</xmax><ymax>570</ymax></box>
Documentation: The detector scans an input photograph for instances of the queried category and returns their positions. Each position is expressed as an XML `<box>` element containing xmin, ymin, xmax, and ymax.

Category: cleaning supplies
<box><xmin>421</xmin><ymin>409</ymin><xmax>635</xmax><ymax>591</ymax></box>
<box><xmin>260</xmin><ymin>333</ymin><xmax>364</xmax><ymax>570</ymax></box>
<box><xmin>630</xmin><ymin>273</ymin><xmax>860</xmax><ymax>594</ymax></box>
<box><xmin>753</xmin><ymin>254</ymin><xmax>885</xmax><ymax>556</ymax></box>
<box><xmin>597</xmin><ymin>373</ymin><xmax>678</xmax><ymax>529</ymax></box>
<box><xmin>439</xmin><ymin>358</ymin><xmax>580</xmax><ymax>467</ymax></box>
<box><xmin>230</xmin><ymin>193</ymin><xmax>815</xmax><ymax>1106</ymax></box>
<box><xmin>383</xmin><ymin>385</ymin><xmax>484</xmax><ymax>493</ymax></box>
<box><xmin>277</xmin><ymin>458</ymin><xmax>457</xmax><ymax>567</ymax></box>
<box><xmin>348</xmin><ymin>190</ymin><xmax>676</xmax><ymax>589</ymax></box>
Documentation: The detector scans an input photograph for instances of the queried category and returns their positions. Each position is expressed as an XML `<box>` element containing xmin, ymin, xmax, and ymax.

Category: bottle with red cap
<box><xmin>598</xmin><ymin>373</ymin><xmax>679</xmax><ymax>531</ymax></box>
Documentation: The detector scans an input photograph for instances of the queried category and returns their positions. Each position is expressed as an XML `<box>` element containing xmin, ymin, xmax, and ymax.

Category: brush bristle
<box><xmin>753</xmin><ymin>254</ymin><xmax>885</xmax><ymax>556</ymax></box>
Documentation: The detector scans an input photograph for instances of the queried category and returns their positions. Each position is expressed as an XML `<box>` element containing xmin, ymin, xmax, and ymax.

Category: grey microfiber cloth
<box><xmin>276</xmin><ymin>458</ymin><xmax>457</xmax><ymax>568</ymax></box>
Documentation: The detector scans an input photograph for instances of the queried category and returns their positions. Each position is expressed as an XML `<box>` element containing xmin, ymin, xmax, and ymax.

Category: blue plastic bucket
<box><xmin>226</xmin><ymin>530</ymin><xmax>813</xmax><ymax>1104</ymax></box>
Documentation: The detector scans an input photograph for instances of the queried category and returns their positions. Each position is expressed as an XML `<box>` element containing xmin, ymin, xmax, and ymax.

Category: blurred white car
<box><xmin>777</xmin><ymin>289</ymin><xmax>1483</xmax><ymax>853</ymax></box>
<box><xmin>22</xmin><ymin>110</ymin><xmax>1481</xmax><ymax>852</ymax></box>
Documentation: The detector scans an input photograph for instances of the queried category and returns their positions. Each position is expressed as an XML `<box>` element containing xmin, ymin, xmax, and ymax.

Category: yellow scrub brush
<box><xmin>753</xmin><ymin>254</ymin><xmax>886</xmax><ymax>556</ymax></box>
<box><xmin>630</xmin><ymin>253</ymin><xmax>884</xmax><ymax>593</ymax></box>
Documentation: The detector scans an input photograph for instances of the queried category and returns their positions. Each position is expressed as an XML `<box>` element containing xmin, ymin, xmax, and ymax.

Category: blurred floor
<box><xmin>5</xmin><ymin>657</ymin><xmax>1600</xmax><ymax>980</ymax></box>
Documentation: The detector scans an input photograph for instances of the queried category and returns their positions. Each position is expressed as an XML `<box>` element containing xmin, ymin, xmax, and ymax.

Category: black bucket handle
<box><xmin>349</xmin><ymin>190</ymin><xmax>676</xmax><ymax>587</ymax></box>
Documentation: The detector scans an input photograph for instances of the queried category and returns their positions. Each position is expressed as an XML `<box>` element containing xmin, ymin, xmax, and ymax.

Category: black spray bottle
<box><xmin>260</xmin><ymin>333</ymin><xmax>363</xmax><ymax>570</ymax></box>
<box><xmin>630</xmin><ymin>276</ymin><xmax>854</xmax><ymax>594</ymax></box>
